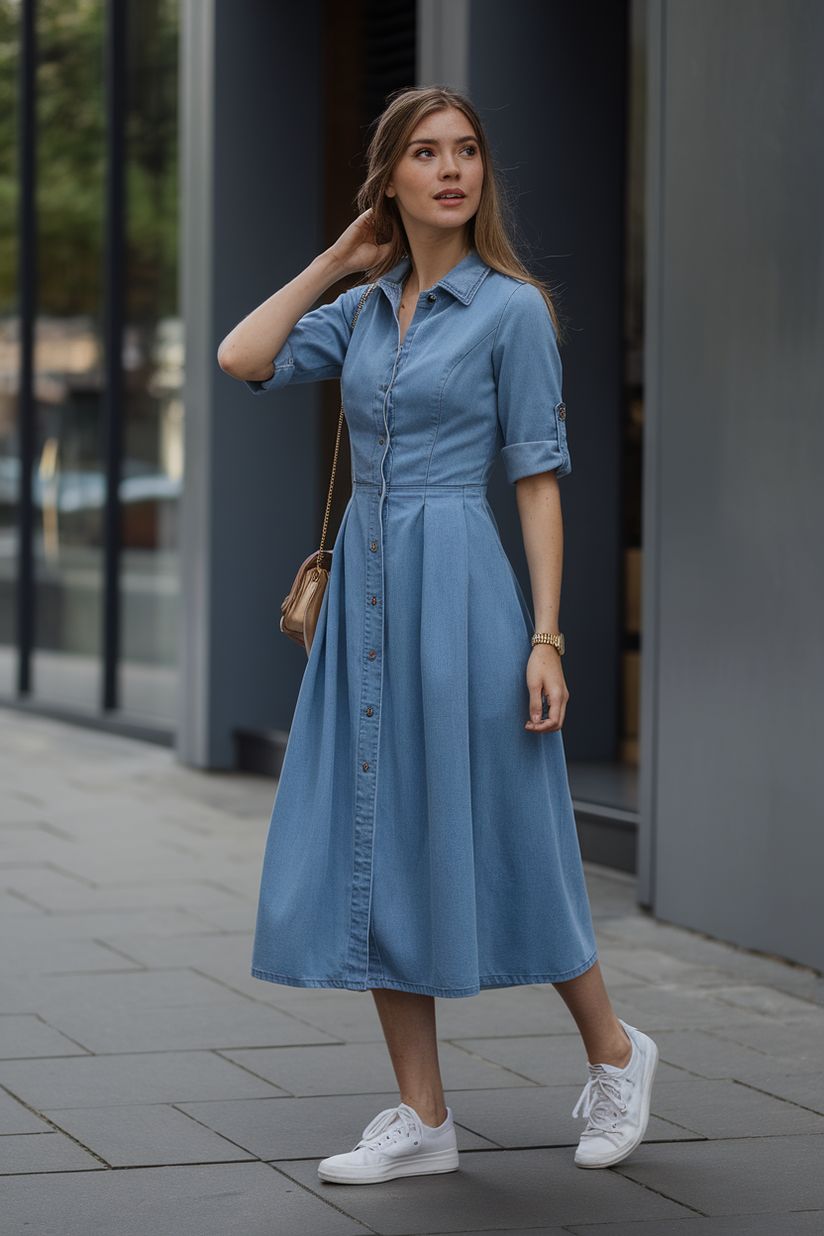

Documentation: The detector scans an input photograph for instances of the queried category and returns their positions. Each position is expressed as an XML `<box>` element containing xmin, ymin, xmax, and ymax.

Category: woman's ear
<box><xmin>385</xmin><ymin>182</ymin><xmax>396</xmax><ymax>199</ymax></box>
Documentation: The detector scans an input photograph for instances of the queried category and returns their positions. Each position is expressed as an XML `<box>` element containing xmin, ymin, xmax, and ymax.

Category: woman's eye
<box><xmin>414</xmin><ymin>148</ymin><xmax>434</xmax><ymax>159</ymax></box>
<box><xmin>461</xmin><ymin>145</ymin><xmax>477</xmax><ymax>156</ymax></box>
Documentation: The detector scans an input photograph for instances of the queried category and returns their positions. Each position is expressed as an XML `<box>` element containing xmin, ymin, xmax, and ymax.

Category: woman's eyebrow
<box><xmin>406</xmin><ymin>135</ymin><xmax>478</xmax><ymax>148</ymax></box>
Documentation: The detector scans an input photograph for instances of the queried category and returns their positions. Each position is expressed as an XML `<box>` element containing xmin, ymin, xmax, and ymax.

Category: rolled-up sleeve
<box><xmin>245</xmin><ymin>287</ymin><xmax>363</xmax><ymax>395</ymax></box>
<box><xmin>492</xmin><ymin>282</ymin><xmax>570</xmax><ymax>482</ymax></box>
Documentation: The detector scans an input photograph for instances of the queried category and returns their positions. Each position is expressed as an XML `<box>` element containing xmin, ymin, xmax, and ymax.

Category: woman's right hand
<box><xmin>326</xmin><ymin>209</ymin><xmax>392</xmax><ymax>277</ymax></box>
<box><xmin>218</xmin><ymin>209</ymin><xmax>391</xmax><ymax>381</ymax></box>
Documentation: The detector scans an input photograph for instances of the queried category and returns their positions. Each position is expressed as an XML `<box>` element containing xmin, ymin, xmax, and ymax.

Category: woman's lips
<box><xmin>434</xmin><ymin>192</ymin><xmax>466</xmax><ymax>203</ymax></box>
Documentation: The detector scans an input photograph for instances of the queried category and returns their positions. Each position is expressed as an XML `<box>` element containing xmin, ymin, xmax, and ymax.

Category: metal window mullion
<box><xmin>101</xmin><ymin>0</ymin><xmax>126</xmax><ymax>712</ymax></box>
<box><xmin>16</xmin><ymin>0</ymin><xmax>36</xmax><ymax>695</ymax></box>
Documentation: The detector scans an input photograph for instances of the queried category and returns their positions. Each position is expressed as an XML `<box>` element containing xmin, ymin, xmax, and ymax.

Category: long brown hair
<box><xmin>356</xmin><ymin>86</ymin><xmax>560</xmax><ymax>336</ymax></box>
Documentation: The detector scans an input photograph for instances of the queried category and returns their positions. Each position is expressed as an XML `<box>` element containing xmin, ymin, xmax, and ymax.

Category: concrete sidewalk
<box><xmin>1</xmin><ymin>709</ymin><xmax>822</xmax><ymax>1235</ymax></box>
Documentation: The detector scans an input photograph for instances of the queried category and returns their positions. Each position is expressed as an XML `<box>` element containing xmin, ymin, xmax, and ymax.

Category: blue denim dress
<box><xmin>246</xmin><ymin>250</ymin><xmax>597</xmax><ymax>997</ymax></box>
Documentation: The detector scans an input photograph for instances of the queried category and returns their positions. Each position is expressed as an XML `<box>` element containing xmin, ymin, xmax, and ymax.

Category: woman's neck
<box><xmin>404</xmin><ymin>225</ymin><xmax>472</xmax><ymax>300</ymax></box>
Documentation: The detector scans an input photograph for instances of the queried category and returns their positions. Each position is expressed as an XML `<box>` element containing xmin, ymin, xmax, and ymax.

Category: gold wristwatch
<box><xmin>531</xmin><ymin>632</ymin><xmax>565</xmax><ymax>655</ymax></box>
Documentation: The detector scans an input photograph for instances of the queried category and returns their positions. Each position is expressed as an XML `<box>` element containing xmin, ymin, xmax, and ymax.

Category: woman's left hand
<box><xmin>525</xmin><ymin>645</ymin><xmax>569</xmax><ymax>732</ymax></box>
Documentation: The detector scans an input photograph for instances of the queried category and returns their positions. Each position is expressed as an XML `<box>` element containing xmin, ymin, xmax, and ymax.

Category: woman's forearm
<box><xmin>218</xmin><ymin>209</ymin><xmax>389</xmax><ymax>383</ymax></box>
<box><xmin>516</xmin><ymin>470</ymin><xmax>569</xmax><ymax>732</ymax></box>
<box><xmin>515</xmin><ymin>470</ymin><xmax>564</xmax><ymax>633</ymax></box>
<box><xmin>217</xmin><ymin>251</ymin><xmax>345</xmax><ymax>382</ymax></box>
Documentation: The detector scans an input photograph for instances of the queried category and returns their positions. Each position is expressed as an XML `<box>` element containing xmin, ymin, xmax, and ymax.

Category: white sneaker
<box><xmin>572</xmin><ymin>1019</ymin><xmax>659</xmax><ymax>1168</ymax></box>
<box><xmin>317</xmin><ymin>1103</ymin><xmax>459</xmax><ymax>1184</ymax></box>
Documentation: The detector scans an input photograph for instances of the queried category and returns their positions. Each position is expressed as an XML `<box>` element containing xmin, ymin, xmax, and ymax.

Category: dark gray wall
<box><xmin>468</xmin><ymin>0</ymin><xmax>629</xmax><ymax>761</ymax></box>
<box><xmin>178</xmin><ymin>0</ymin><xmax>323</xmax><ymax>766</ymax></box>
<box><xmin>641</xmin><ymin>0</ymin><xmax>824</xmax><ymax>968</ymax></box>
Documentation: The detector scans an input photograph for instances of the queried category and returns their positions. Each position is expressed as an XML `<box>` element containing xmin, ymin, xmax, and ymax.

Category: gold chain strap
<box><xmin>315</xmin><ymin>284</ymin><xmax>376</xmax><ymax>573</ymax></box>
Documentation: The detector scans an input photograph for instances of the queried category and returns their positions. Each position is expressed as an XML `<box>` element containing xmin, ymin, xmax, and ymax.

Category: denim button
<box><xmin>371</xmin><ymin>596</ymin><xmax>377</xmax><ymax>605</ymax></box>
<box><xmin>370</xmin><ymin>541</ymin><xmax>377</xmax><ymax>552</ymax></box>
<box><xmin>368</xmin><ymin>650</ymin><xmax>376</xmax><ymax>660</ymax></box>
<box><xmin>366</xmin><ymin>707</ymin><xmax>373</xmax><ymax>716</ymax></box>
<box><xmin>558</xmin><ymin>404</ymin><xmax>567</xmax><ymax>420</ymax></box>
<box><xmin>362</xmin><ymin>762</ymin><xmax>369</xmax><ymax>771</ymax></box>
<box><xmin>379</xmin><ymin>437</ymin><xmax>384</xmax><ymax>444</ymax></box>
<box><xmin>427</xmin><ymin>293</ymin><xmax>436</xmax><ymax>302</ymax></box>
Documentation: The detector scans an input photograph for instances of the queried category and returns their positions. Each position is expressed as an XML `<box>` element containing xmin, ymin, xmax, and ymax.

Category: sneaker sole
<box><xmin>318</xmin><ymin>1148</ymin><xmax>459</xmax><ymax>1184</ymax></box>
<box><xmin>575</xmin><ymin>1038</ymin><xmax>660</xmax><ymax>1169</ymax></box>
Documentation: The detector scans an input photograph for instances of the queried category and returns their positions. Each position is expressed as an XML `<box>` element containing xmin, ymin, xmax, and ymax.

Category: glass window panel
<box><xmin>31</xmin><ymin>0</ymin><xmax>105</xmax><ymax>710</ymax></box>
<box><xmin>118</xmin><ymin>0</ymin><xmax>180</xmax><ymax>726</ymax></box>
<box><xmin>0</xmin><ymin>0</ymin><xmax>19</xmax><ymax>697</ymax></box>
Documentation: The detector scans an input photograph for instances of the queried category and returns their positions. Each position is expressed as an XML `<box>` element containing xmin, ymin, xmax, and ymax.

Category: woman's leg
<box><xmin>371</xmin><ymin>989</ymin><xmax>448</xmax><ymax>1127</ymax></box>
<box><xmin>553</xmin><ymin>961</ymin><xmax>632</xmax><ymax>1067</ymax></box>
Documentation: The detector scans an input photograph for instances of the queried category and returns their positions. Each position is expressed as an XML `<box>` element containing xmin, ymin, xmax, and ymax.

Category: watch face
<box><xmin>558</xmin><ymin>634</ymin><xmax>566</xmax><ymax>655</ymax></box>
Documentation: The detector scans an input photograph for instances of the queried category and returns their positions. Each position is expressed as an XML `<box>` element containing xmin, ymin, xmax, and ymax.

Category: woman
<box><xmin>218</xmin><ymin>86</ymin><xmax>657</xmax><ymax>1185</ymax></box>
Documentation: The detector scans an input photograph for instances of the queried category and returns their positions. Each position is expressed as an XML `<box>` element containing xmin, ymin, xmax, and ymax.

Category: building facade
<box><xmin>1</xmin><ymin>0</ymin><xmax>822</xmax><ymax>973</ymax></box>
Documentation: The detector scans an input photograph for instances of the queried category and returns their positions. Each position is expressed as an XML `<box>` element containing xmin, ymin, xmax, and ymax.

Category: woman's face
<box><xmin>385</xmin><ymin>107</ymin><xmax>483</xmax><ymax>236</ymax></box>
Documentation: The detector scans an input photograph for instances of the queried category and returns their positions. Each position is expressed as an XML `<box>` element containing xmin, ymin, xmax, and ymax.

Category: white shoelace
<box><xmin>355</xmin><ymin>1105</ymin><xmax>424</xmax><ymax>1153</ymax></box>
<box><xmin>572</xmin><ymin>1066</ymin><xmax>630</xmax><ymax>1146</ymax></box>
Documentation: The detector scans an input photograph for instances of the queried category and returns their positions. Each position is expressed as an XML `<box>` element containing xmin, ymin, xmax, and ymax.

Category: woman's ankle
<box><xmin>588</xmin><ymin>1021</ymin><xmax>633</xmax><ymax>1069</ymax></box>
<box><xmin>402</xmin><ymin>1096</ymin><xmax>448</xmax><ymax>1128</ymax></box>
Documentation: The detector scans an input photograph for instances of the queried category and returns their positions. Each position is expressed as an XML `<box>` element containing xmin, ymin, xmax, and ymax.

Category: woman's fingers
<box><xmin>328</xmin><ymin>209</ymin><xmax>392</xmax><ymax>275</ymax></box>
<box><xmin>525</xmin><ymin>651</ymin><xmax>568</xmax><ymax>733</ymax></box>
<box><xmin>527</xmin><ymin>677</ymin><xmax>545</xmax><ymax>725</ymax></box>
<box><xmin>525</xmin><ymin>689</ymin><xmax>565</xmax><ymax>731</ymax></box>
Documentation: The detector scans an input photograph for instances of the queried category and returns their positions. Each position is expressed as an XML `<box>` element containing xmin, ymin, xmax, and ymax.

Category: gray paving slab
<box><xmin>708</xmin><ymin>1019</ymin><xmax>824</xmax><ymax>1067</ymax></box>
<box><xmin>0</xmin><ymin>1050</ymin><xmax>285</xmax><ymax>1108</ymax></box>
<box><xmin>0</xmin><ymin>907</ymin><xmax>220</xmax><ymax>939</ymax></box>
<box><xmin>99</xmin><ymin>930</ymin><xmax>281</xmax><ymax>1004</ymax></box>
<box><xmin>256</xmin><ymin>988</ymin><xmax>391</xmax><ymax>1041</ymax></box>
<box><xmin>743</xmin><ymin>1070</ymin><xmax>824</xmax><ymax>1114</ymax></box>
<box><xmin>648</xmin><ymin>1077</ymin><xmax>824</xmax><ymax>1139</ymax></box>
<box><xmin>599</xmin><ymin>985</ymin><xmax>774</xmax><ymax>1034</ymax></box>
<box><xmin>707</xmin><ymin>983</ymin><xmax>824</xmax><ymax>1023</ymax></box>
<box><xmin>0</xmin><ymin>1014</ymin><xmax>89</xmax><ymax>1059</ymax></box>
<box><xmin>0</xmin><ymin>936</ymin><xmax>144</xmax><ymax>976</ymax></box>
<box><xmin>0</xmin><ymin>801</ymin><xmax>49</xmax><ymax>826</ymax></box>
<box><xmin>0</xmin><ymin>1086</ymin><xmax>53</xmax><ymax>1133</ymax></box>
<box><xmin>0</xmin><ymin>828</ymin><xmax>77</xmax><ymax>861</ymax></box>
<box><xmin>615</xmin><ymin>1134</ymin><xmax>824</xmax><ymax>1214</ymax></box>
<box><xmin>43</xmin><ymin>1103</ymin><xmax>258</xmax><ymax>1167</ymax></box>
<box><xmin>1</xmin><ymin>966</ymin><xmax>247</xmax><ymax>1013</ymax></box>
<box><xmin>595</xmin><ymin>916</ymin><xmax>824</xmax><ymax>1008</ymax></box>
<box><xmin>177</xmin><ymin>1092</ymin><xmax>497</xmax><ymax>1160</ymax></box>
<box><xmin>645</xmin><ymin>1028</ymin><xmax>776</xmax><ymax>1079</ymax></box>
<box><xmin>436</xmin><ymin>987</ymin><xmax>585</xmax><ymax>1038</ymax></box>
<box><xmin>565</xmin><ymin>1214</ymin><xmax>824</xmax><ymax>1236</ymax></box>
<box><xmin>0</xmin><ymin>1161</ymin><xmax>370</xmax><ymax>1235</ymax></box>
<box><xmin>587</xmin><ymin>963</ymin><xmax>655</xmax><ymax>993</ymax></box>
<box><xmin>451</xmin><ymin>1033</ymin><xmax>587</xmax><ymax>1084</ymax></box>
<box><xmin>180</xmin><ymin>901</ymin><xmax>262</xmax><ymax>931</ymax></box>
<box><xmin>2</xmin><ymin>879</ymin><xmax>251</xmax><ymax>914</ymax></box>
<box><xmin>219</xmin><ymin>1041</ymin><xmax>536</xmax><ymax>1097</ymax></box>
<box><xmin>0</xmin><ymin>866</ymin><xmax>100</xmax><ymax>900</ymax></box>
<box><xmin>579</xmin><ymin>865</ymin><xmax>642</xmax><ymax>920</ymax></box>
<box><xmin>0</xmin><ymin>1130</ymin><xmax>104</xmax><ymax>1174</ymax></box>
<box><xmin>39</xmin><ymin>993</ymin><xmax>338</xmax><ymax>1053</ymax></box>
<box><xmin>274</xmin><ymin>1147</ymin><xmax>692</xmax><ymax>1233</ymax></box>
<box><xmin>595</xmin><ymin>945</ymin><xmax>729</xmax><ymax>987</ymax></box>
<box><xmin>422</xmin><ymin>1230</ymin><xmax>571</xmax><ymax>1236</ymax></box>
<box><xmin>97</xmin><ymin>929</ymin><xmax>253</xmax><ymax>973</ymax></box>
<box><xmin>453</xmin><ymin>1034</ymin><xmax>687</xmax><ymax>1088</ymax></box>
<box><xmin>446</xmin><ymin>1085</ymin><xmax>697</xmax><ymax>1148</ymax></box>
<box><xmin>0</xmin><ymin>889</ymin><xmax>45</xmax><ymax>916</ymax></box>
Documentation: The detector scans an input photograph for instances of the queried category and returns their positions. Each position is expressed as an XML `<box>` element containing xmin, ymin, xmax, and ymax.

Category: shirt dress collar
<box><xmin>377</xmin><ymin>248</ymin><xmax>492</xmax><ymax>307</ymax></box>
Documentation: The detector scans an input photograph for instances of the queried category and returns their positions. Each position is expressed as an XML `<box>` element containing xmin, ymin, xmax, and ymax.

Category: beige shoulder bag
<box><xmin>280</xmin><ymin>283</ymin><xmax>376</xmax><ymax>656</ymax></box>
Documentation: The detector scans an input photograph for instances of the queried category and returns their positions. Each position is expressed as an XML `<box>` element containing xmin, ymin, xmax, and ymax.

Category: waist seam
<box><xmin>352</xmin><ymin>481</ymin><xmax>487</xmax><ymax>491</ymax></box>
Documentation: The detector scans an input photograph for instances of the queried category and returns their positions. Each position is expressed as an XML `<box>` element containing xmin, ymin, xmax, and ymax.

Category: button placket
<box><xmin>347</xmin><ymin>485</ymin><xmax>385</xmax><ymax>983</ymax></box>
